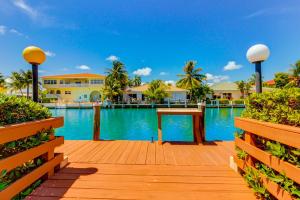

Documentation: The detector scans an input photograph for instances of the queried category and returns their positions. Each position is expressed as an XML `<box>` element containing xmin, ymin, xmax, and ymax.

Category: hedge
<box><xmin>0</xmin><ymin>94</ymin><xmax>52</xmax><ymax>126</ymax></box>
<box><xmin>242</xmin><ymin>88</ymin><xmax>300</xmax><ymax>127</ymax></box>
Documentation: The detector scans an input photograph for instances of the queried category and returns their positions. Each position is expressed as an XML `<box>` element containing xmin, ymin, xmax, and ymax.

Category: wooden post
<box><xmin>194</xmin><ymin>114</ymin><xmax>202</xmax><ymax>144</ymax></box>
<box><xmin>158</xmin><ymin>113</ymin><xmax>162</xmax><ymax>145</ymax></box>
<box><xmin>93</xmin><ymin>104</ymin><xmax>100</xmax><ymax>141</ymax></box>
<box><xmin>200</xmin><ymin>103</ymin><xmax>205</xmax><ymax>142</ymax></box>
<box><xmin>244</xmin><ymin>131</ymin><xmax>255</xmax><ymax>166</ymax></box>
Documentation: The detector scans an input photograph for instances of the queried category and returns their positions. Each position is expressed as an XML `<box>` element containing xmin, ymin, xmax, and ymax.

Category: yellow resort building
<box><xmin>42</xmin><ymin>73</ymin><xmax>105</xmax><ymax>103</ymax></box>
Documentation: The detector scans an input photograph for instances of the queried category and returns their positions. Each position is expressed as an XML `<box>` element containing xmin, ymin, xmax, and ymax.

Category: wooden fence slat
<box><xmin>235</xmin><ymin>117</ymin><xmax>300</xmax><ymax>149</ymax></box>
<box><xmin>0</xmin><ymin>137</ymin><xmax>64</xmax><ymax>173</ymax></box>
<box><xmin>0</xmin><ymin>117</ymin><xmax>64</xmax><ymax>144</ymax></box>
<box><xmin>234</xmin><ymin>156</ymin><xmax>295</xmax><ymax>200</ymax></box>
<box><xmin>235</xmin><ymin>138</ymin><xmax>300</xmax><ymax>185</ymax></box>
<box><xmin>0</xmin><ymin>153</ymin><xmax>63</xmax><ymax>200</ymax></box>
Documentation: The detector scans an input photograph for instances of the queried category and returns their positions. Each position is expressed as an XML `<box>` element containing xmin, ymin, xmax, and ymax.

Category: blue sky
<box><xmin>0</xmin><ymin>0</ymin><xmax>300</xmax><ymax>84</ymax></box>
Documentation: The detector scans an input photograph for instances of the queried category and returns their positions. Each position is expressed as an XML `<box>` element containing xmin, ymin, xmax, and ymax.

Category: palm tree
<box><xmin>102</xmin><ymin>76</ymin><xmax>123</xmax><ymax>102</ymax></box>
<box><xmin>20</xmin><ymin>70</ymin><xmax>32</xmax><ymax>98</ymax></box>
<box><xmin>106</xmin><ymin>61</ymin><xmax>128</xmax><ymax>90</ymax></box>
<box><xmin>131</xmin><ymin>75</ymin><xmax>142</xmax><ymax>87</ymax></box>
<box><xmin>0</xmin><ymin>73</ymin><xmax>5</xmax><ymax>88</ymax></box>
<box><xmin>235</xmin><ymin>81</ymin><xmax>245</xmax><ymax>98</ymax></box>
<box><xmin>290</xmin><ymin>60</ymin><xmax>300</xmax><ymax>87</ymax></box>
<box><xmin>176</xmin><ymin>61</ymin><xmax>206</xmax><ymax>101</ymax></box>
<box><xmin>143</xmin><ymin>80</ymin><xmax>169</xmax><ymax>103</ymax></box>
<box><xmin>9</xmin><ymin>72</ymin><xmax>25</xmax><ymax>95</ymax></box>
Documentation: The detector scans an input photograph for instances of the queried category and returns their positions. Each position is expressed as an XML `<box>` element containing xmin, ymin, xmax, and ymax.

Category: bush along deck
<box><xmin>234</xmin><ymin>88</ymin><xmax>300</xmax><ymax>200</ymax></box>
<box><xmin>0</xmin><ymin>94</ymin><xmax>64</xmax><ymax>200</ymax></box>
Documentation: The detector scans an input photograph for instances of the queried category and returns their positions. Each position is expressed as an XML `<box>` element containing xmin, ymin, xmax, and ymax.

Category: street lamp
<box><xmin>246</xmin><ymin>44</ymin><xmax>270</xmax><ymax>93</ymax></box>
<box><xmin>22</xmin><ymin>46</ymin><xmax>46</xmax><ymax>102</ymax></box>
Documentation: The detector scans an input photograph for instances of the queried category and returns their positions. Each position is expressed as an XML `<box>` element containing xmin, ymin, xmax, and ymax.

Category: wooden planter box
<box><xmin>0</xmin><ymin>117</ymin><xmax>64</xmax><ymax>199</ymax></box>
<box><xmin>234</xmin><ymin>117</ymin><xmax>300</xmax><ymax>200</ymax></box>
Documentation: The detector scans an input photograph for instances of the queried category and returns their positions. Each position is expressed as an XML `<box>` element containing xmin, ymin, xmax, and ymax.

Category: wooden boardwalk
<box><xmin>27</xmin><ymin>140</ymin><xmax>256</xmax><ymax>200</ymax></box>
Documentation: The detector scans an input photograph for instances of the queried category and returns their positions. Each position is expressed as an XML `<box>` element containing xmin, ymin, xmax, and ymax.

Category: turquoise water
<box><xmin>51</xmin><ymin>108</ymin><xmax>244</xmax><ymax>141</ymax></box>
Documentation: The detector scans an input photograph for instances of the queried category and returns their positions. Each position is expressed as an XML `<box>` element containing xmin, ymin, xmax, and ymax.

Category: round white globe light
<box><xmin>246</xmin><ymin>44</ymin><xmax>270</xmax><ymax>63</ymax></box>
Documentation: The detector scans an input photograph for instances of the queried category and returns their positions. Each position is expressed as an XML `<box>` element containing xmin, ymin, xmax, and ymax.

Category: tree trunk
<box><xmin>26</xmin><ymin>84</ymin><xmax>29</xmax><ymax>99</ymax></box>
<box><xmin>19</xmin><ymin>88</ymin><xmax>23</xmax><ymax>96</ymax></box>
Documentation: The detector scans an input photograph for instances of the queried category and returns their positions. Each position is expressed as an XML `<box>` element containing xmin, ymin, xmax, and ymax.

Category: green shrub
<box><xmin>0</xmin><ymin>94</ymin><xmax>53</xmax><ymax>198</ymax></box>
<box><xmin>233</xmin><ymin>99</ymin><xmax>245</xmax><ymax>105</ymax></box>
<box><xmin>0</xmin><ymin>94</ymin><xmax>51</xmax><ymax>126</ymax></box>
<box><xmin>242</xmin><ymin>88</ymin><xmax>300</xmax><ymax>127</ymax></box>
<box><xmin>218</xmin><ymin>99</ymin><xmax>230</xmax><ymax>104</ymax></box>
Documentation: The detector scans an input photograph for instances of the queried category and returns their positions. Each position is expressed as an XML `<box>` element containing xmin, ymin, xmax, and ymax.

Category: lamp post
<box><xmin>22</xmin><ymin>46</ymin><xmax>46</xmax><ymax>102</ymax></box>
<box><xmin>246</xmin><ymin>44</ymin><xmax>270</xmax><ymax>93</ymax></box>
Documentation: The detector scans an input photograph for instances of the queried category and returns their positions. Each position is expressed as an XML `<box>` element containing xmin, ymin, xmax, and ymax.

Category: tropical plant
<box><xmin>274</xmin><ymin>72</ymin><xmax>290</xmax><ymax>88</ymax></box>
<box><xmin>176</xmin><ymin>61</ymin><xmax>206</xmax><ymax>101</ymax></box>
<box><xmin>106</xmin><ymin>61</ymin><xmax>128</xmax><ymax>90</ymax></box>
<box><xmin>20</xmin><ymin>70</ymin><xmax>32</xmax><ymax>99</ymax></box>
<box><xmin>129</xmin><ymin>75</ymin><xmax>142</xmax><ymax>87</ymax></box>
<box><xmin>244</xmin><ymin>167</ymin><xmax>271</xmax><ymax>199</ymax></box>
<box><xmin>248</xmin><ymin>74</ymin><xmax>256</xmax><ymax>85</ymax></box>
<box><xmin>235</xmin><ymin>80</ymin><xmax>246</xmax><ymax>98</ymax></box>
<box><xmin>242</xmin><ymin>88</ymin><xmax>300</xmax><ymax>127</ymax></box>
<box><xmin>101</xmin><ymin>76</ymin><xmax>123</xmax><ymax>102</ymax></box>
<box><xmin>143</xmin><ymin>80</ymin><xmax>169</xmax><ymax>103</ymax></box>
<box><xmin>0</xmin><ymin>94</ymin><xmax>51</xmax><ymax>126</ymax></box>
<box><xmin>9</xmin><ymin>72</ymin><xmax>25</xmax><ymax>95</ymax></box>
<box><xmin>105</xmin><ymin>61</ymin><xmax>129</xmax><ymax>102</ymax></box>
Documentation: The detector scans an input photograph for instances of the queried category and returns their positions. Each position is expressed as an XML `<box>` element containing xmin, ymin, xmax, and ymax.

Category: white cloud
<box><xmin>13</xmin><ymin>0</ymin><xmax>38</xmax><ymax>18</ymax></box>
<box><xmin>133</xmin><ymin>67</ymin><xmax>152</xmax><ymax>76</ymax></box>
<box><xmin>9</xmin><ymin>29</ymin><xmax>23</xmax><ymax>36</ymax></box>
<box><xmin>106</xmin><ymin>55</ymin><xmax>118</xmax><ymax>62</ymax></box>
<box><xmin>206</xmin><ymin>73</ymin><xmax>229</xmax><ymax>83</ymax></box>
<box><xmin>223</xmin><ymin>61</ymin><xmax>242</xmax><ymax>71</ymax></box>
<box><xmin>0</xmin><ymin>25</ymin><xmax>7</xmax><ymax>35</ymax></box>
<box><xmin>165</xmin><ymin>80</ymin><xmax>175</xmax><ymax>86</ymax></box>
<box><xmin>159</xmin><ymin>72</ymin><xmax>168</xmax><ymax>76</ymax></box>
<box><xmin>76</xmin><ymin>65</ymin><xmax>91</xmax><ymax>70</ymax></box>
<box><xmin>45</xmin><ymin>51</ymin><xmax>56</xmax><ymax>57</ymax></box>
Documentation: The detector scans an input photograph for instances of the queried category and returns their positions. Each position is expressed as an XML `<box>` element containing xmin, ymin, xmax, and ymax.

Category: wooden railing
<box><xmin>234</xmin><ymin>117</ymin><xmax>300</xmax><ymax>200</ymax></box>
<box><xmin>0</xmin><ymin>117</ymin><xmax>64</xmax><ymax>199</ymax></box>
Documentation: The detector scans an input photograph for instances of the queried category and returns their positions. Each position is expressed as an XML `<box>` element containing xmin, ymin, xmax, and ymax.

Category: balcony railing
<box><xmin>44</xmin><ymin>83</ymin><xmax>103</xmax><ymax>88</ymax></box>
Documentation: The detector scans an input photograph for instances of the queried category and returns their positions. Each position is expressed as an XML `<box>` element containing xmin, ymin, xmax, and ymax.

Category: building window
<box><xmin>65</xmin><ymin>91</ymin><xmax>71</xmax><ymax>95</ymax></box>
<box><xmin>75</xmin><ymin>81</ymin><xmax>81</xmax><ymax>84</ymax></box>
<box><xmin>84</xmin><ymin>94</ymin><xmax>87</xmax><ymax>98</ymax></box>
<box><xmin>90</xmin><ymin>80</ymin><xmax>103</xmax><ymax>84</ymax></box>
<box><xmin>60</xmin><ymin>80</ymin><xmax>64</xmax><ymax>84</ymax></box>
<box><xmin>50</xmin><ymin>90</ymin><xmax>55</xmax><ymax>94</ymax></box>
<box><xmin>56</xmin><ymin>90</ymin><xmax>61</xmax><ymax>94</ymax></box>
<box><xmin>44</xmin><ymin>80</ymin><xmax>57</xmax><ymax>84</ymax></box>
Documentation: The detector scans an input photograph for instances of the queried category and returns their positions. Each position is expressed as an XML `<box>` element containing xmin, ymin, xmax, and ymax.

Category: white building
<box><xmin>124</xmin><ymin>84</ymin><xmax>187</xmax><ymax>103</ymax></box>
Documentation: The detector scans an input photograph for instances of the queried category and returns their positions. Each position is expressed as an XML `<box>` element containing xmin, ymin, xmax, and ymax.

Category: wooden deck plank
<box><xmin>135</xmin><ymin>141</ymin><xmax>149</xmax><ymax>164</ymax></box>
<box><xmin>98</xmin><ymin>141</ymin><xmax>123</xmax><ymax>163</ymax></box>
<box><xmin>30</xmin><ymin>187</ymin><xmax>255</xmax><ymax>200</ymax></box>
<box><xmin>108</xmin><ymin>141</ymin><xmax>129</xmax><ymax>163</ymax></box>
<box><xmin>155</xmin><ymin>141</ymin><xmax>165</xmax><ymax>164</ymax></box>
<box><xmin>126</xmin><ymin>141</ymin><xmax>142</xmax><ymax>164</ymax></box>
<box><xmin>146</xmin><ymin>142</ymin><xmax>156</xmax><ymax>164</ymax></box>
<box><xmin>163</xmin><ymin>142</ymin><xmax>177</xmax><ymax>165</ymax></box>
<box><xmin>116</xmin><ymin>141</ymin><xmax>135</xmax><ymax>164</ymax></box>
<box><xmin>84</xmin><ymin>141</ymin><xmax>110</xmax><ymax>162</ymax></box>
<box><xmin>27</xmin><ymin>140</ymin><xmax>257</xmax><ymax>200</ymax></box>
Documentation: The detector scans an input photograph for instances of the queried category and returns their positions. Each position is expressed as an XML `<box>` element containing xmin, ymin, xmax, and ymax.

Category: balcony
<box><xmin>43</xmin><ymin>83</ymin><xmax>103</xmax><ymax>88</ymax></box>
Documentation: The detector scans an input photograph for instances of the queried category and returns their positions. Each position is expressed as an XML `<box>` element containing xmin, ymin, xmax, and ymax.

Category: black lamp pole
<box><xmin>32</xmin><ymin>63</ymin><xmax>39</xmax><ymax>102</ymax></box>
<box><xmin>255</xmin><ymin>61</ymin><xmax>262</xmax><ymax>93</ymax></box>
